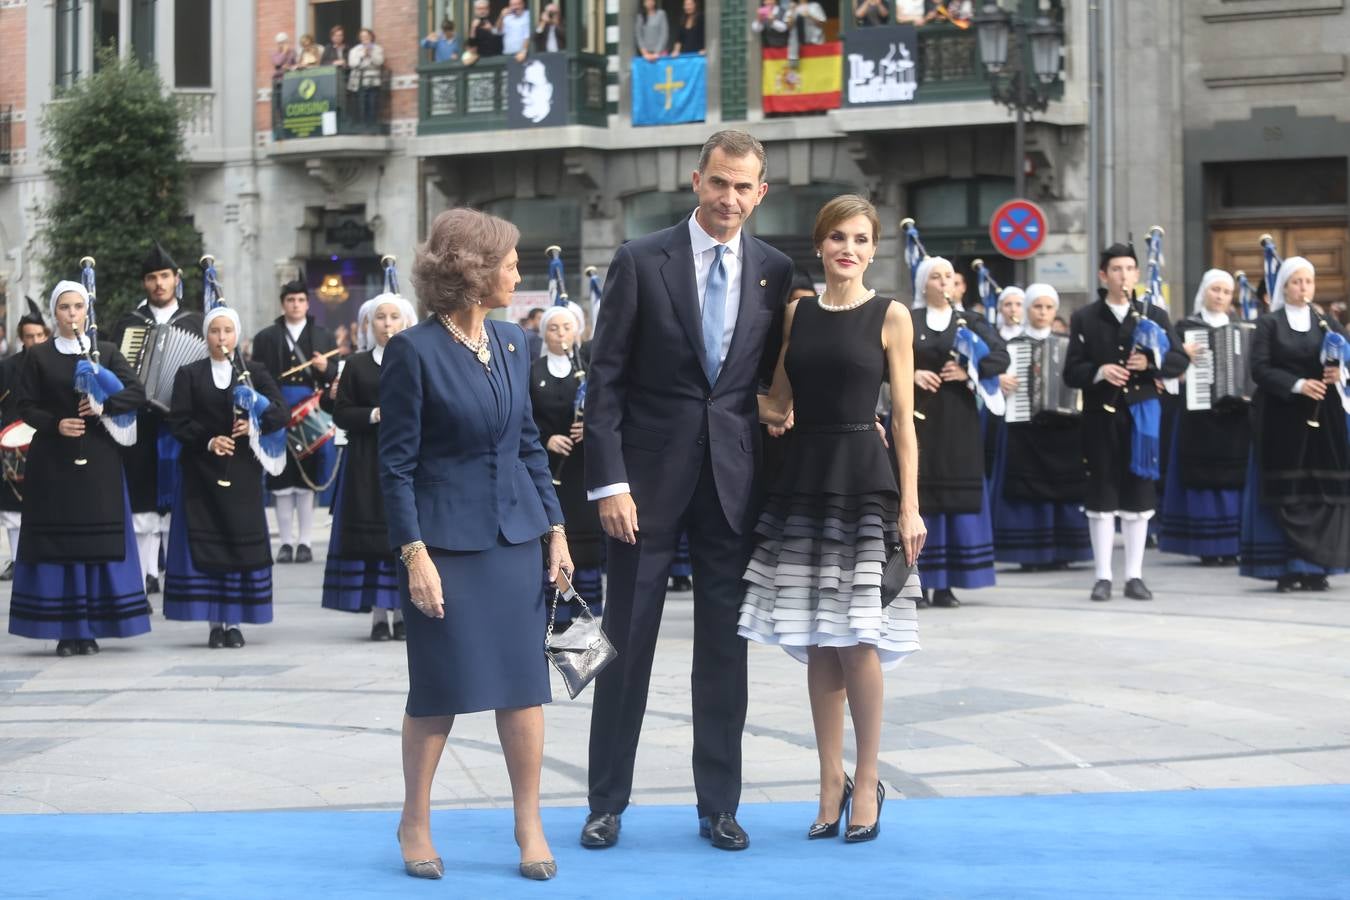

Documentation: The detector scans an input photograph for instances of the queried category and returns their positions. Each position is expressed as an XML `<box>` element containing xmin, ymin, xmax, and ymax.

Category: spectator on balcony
<box><xmin>895</xmin><ymin>0</ymin><xmax>928</xmax><ymax>26</ymax></box>
<box><xmin>635</xmin><ymin>0</ymin><xmax>669</xmax><ymax>61</ymax></box>
<box><xmin>467</xmin><ymin>0</ymin><xmax>505</xmax><ymax>61</ymax></box>
<box><xmin>751</xmin><ymin>0</ymin><xmax>791</xmax><ymax>51</ymax></box>
<box><xmin>498</xmin><ymin>0</ymin><xmax>533</xmax><ymax>62</ymax></box>
<box><xmin>349</xmin><ymin>28</ymin><xmax>386</xmax><ymax>128</ymax></box>
<box><xmin>422</xmin><ymin>19</ymin><xmax>461</xmax><ymax>62</ymax></box>
<box><xmin>671</xmin><ymin>0</ymin><xmax>705</xmax><ymax>55</ymax></box>
<box><xmin>272</xmin><ymin>32</ymin><xmax>297</xmax><ymax>83</ymax></box>
<box><xmin>322</xmin><ymin>25</ymin><xmax>351</xmax><ymax>71</ymax></box>
<box><xmin>854</xmin><ymin>0</ymin><xmax>891</xmax><ymax>26</ymax></box>
<box><xmin>533</xmin><ymin>3</ymin><xmax>566</xmax><ymax>53</ymax></box>
<box><xmin>786</xmin><ymin>0</ymin><xmax>826</xmax><ymax>52</ymax></box>
<box><xmin>296</xmin><ymin>33</ymin><xmax>324</xmax><ymax>69</ymax></box>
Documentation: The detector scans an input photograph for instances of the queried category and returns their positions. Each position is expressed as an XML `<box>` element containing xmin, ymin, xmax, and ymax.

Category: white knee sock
<box><xmin>295</xmin><ymin>492</ymin><xmax>316</xmax><ymax>547</ymax></box>
<box><xmin>1121</xmin><ymin>517</ymin><xmax>1149</xmax><ymax>581</ymax></box>
<box><xmin>275</xmin><ymin>494</ymin><xmax>296</xmax><ymax>546</ymax></box>
<box><xmin>371</xmin><ymin>608</ymin><xmax>389</xmax><ymax>625</ymax></box>
<box><xmin>1088</xmin><ymin>514</ymin><xmax>1116</xmax><ymax>581</ymax></box>
<box><xmin>6</xmin><ymin>526</ymin><xmax>19</xmax><ymax>563</ymax></box>
<box><xmin>391</xmin><ymin>608</ymin><xmax>403</xmax><ymax>623</ymax></box>
<box><xmin>136</xmin><ymin>531</ymin><xmax>160</xmax><ymax>579</ymax></box>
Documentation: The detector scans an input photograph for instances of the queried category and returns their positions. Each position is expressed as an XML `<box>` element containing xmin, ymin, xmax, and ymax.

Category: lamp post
<box><xmin>974</xmin><ymin>1</ymin><xmax>1065</xmax><ymax>280</ymax></box>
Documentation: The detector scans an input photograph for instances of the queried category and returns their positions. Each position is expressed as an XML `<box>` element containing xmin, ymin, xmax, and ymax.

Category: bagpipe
<box><xmin>903</xmin><ymin>218</ymin><xmax>1005</xmax><ymax>418</ymax></box>
<box><xmin>1262</xmin><ymin>233</ymin><xmax>1350</xmax><ymax>425</ymax></box>
<box><xmin>546</xmin><ymin>246</ymin><xmax>587</xmax><ymax>486</ymax></box>
<box><xmin>971</xmin><ymin>258</ymin><xmax>1003</xmax><ymax>327</ymax></box>
<box><xmin>70</xmin><ymin>257</ymin><xmax>138</xmax><ymax>460</ymax></box>
<box><xmin>200</xmin><ymin>254</ymin><xmax>287</xmax><ymax>483</ymax></box>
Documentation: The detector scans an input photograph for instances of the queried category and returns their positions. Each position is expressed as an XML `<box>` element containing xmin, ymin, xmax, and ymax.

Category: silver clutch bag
<box><xmin>545</xmin><ymin>571</ymin><xmax>617</xmax><ymax>700</ymax></box>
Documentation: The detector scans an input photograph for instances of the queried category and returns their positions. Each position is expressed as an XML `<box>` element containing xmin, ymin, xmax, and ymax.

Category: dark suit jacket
<box><xmin>1063</xmin><ymin>296</ymin><xmax>1188</xmax><ymax>408</ymax></box>
<box><xmin>379</xmin><ymin>317</ymin><xmax>563</xmax><ymax>552</ymax></box>
<box><xmin>584</xmin><ymin>217</ymin><xmax>793</xmax><ymax>534</ymax></box>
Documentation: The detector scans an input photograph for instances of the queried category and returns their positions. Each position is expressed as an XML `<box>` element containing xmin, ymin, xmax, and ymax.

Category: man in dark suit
<box><xmin>581</xmin><ymin>130</ymin><xmax>794</xmax><ymax>852</ymax></box>
<box><xmin>108</xmin><ymin>242</ymin><xmax>205</xmax><ymax>598</ymax></box>
<box><xmin>1063</xmin><ymin>242</ymin><xmax>1188</xmax><ymax>603</ymax></box>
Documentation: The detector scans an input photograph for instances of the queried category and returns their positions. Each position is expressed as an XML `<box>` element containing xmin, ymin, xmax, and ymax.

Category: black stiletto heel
<box><xmin>845</xmin><ymin>782</ymin><xmax>886</xmax><ymax>843</ymax></box>
<box><xmin>807</xmin><ymin>774</ymin><xmax>853</xmax><ymax>839</ymax></box>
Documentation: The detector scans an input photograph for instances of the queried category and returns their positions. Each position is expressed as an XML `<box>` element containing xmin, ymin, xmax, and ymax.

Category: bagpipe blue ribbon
<box><xmin>954</xmin><ymin>324</ymin><xmax>1006</xmax><ymax>416</ymax></box>
<box><xmin>587</xmin><ymin>269</ymin><xmax>603</xmax><ymax>321</ymax></box>
<box><xmin>156</xmin><ymin>423</ymin><xmax>182</xmax><ymax>511</ymax></box>
<box><xmin>1126</xmin><ymin>316</ymin><xmax>1171</xmax><ymax>480</ymax></box>
<box><xmin>1236</xmin><ymin>272</ymin><xmax>1257</xmax><ymax>321</ymax></box>
<box><xmin>75</xmin><ymin>357</ymin><xmax>139</xmax><ymax>445</ymax></box>
<box><xmin>234</xmin><ymin>383</ymin><xmax>288</xmax><ymax>466</ymax></box>
<box><xmin>976</xmin><ymin>267</ymin><xmax>997</xmax><ymax>326</ymax></box>
<box><xmin>1263</xmin><ymin>240</ymin><xmax>1281</xmax><ymax>300</ymax></box>
<box><xmin>1321</xmin><ymin>330</ymin><xmax>1350</xmax><ymax>415</ymax></box>
<box><xmin>548</xmin><ymin>254</ymin><xmax>568</xmax><ymax>307</ymax></box>
<box><xmin>573</xmin><ymin>378</ymin><xmax>588</xmax><ymax>416</ymax></box>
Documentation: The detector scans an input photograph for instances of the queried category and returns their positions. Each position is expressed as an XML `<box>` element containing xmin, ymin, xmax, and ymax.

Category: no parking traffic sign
<box><xmin>989</xmin><ymin>199</ymin><xmax>1047</xmax><ymax>260</ymax></box>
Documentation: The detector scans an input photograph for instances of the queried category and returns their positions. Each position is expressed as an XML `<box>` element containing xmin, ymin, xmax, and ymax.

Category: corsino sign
<box><xmin>843</xmin><ymin>24</ymin><xmax>919</xmax><ymax>107</ymax></box>
<box><xmin>281</xmin><ymin>67</ymin><xmax>340</xmax><ymax>138</ymax></box>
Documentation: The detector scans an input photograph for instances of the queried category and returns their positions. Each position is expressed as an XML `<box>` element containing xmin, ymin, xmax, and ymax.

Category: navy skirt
<box><xmin>404</xmin><ymin>537</ymin><xmax>551</xmax><ymax>717</ymax></box>
<box><xmin>322</xmin><ymin>461</ymin><xmax>399</xmax><ymax>613</ymax></box>
<box><xmin>1239</xmin><ymin>453</ymin><xmax>1345</xmax><ymax>582</ymax></box>
<box><xmin>1158</xmin><ymin>416</ymin><xmax>1242</xmax><ymax>559</ymax></box>
<box><xmin>918</xmin><ymin>485</ymin><xmax>997</xmax><ymax>591</ymax></box>
<box><xmin>163</xmin><ymin>488</ymin><xmax>274</xmax><ymax>625</ymax></box>
<box><xmin>8</xmin><ymin>490</ymin><xmax>151</xmax><ymax>641</ymax></box>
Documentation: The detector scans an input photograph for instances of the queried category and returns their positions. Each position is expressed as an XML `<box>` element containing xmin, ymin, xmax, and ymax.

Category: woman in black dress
<box><xmin>743</xmin><ymin>195</ymin><xmax>924</xmax><ymax>844</ymax></box>
<box><xmin>530</xmin><ymin>304</ymin><xmax>604</xmax><ymax>626</ymax></box>
<box><xmin>9</xmin><ymin>281</ymin><xmax>148</xmax><ymax>656</ymax></box>
<box><xmin>162</xmin><ymin>306</ymin><xmax>289</xmax><ymax>648</ymax></box>
<box><xmin>322</xmin><ymin>293</ymin><xmax>417</xmax><ymax>639</ymax></box>
<box><xmin>1240</xmin><ymin>257</ymin><xmax>1350</xmax><ymax>590</ymax></box>
<box><xmin>382</xmin><ymin>209</ymin><xmax>570</xmax><ymax>881</ymax></box>
<box><xmin>910</xmin><ymin>256</ymin><xmax>1008</xmax><ymax>607</ymax></box>
<box><xmin>671</xmin><ymin>0</ymin><xmax>705</xmax><ymax>54</ymax></box>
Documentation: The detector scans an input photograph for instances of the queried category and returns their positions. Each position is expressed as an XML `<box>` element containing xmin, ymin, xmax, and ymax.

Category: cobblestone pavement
<box><xmin>2</xmin><ymin>522</ymin><xmax>1347</xmax><ymax>816</ymax></box>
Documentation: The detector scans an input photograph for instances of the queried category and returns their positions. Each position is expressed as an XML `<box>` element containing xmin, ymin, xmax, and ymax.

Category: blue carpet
<box><xmin>2</xmin><ymin>786</ymin><xmax>1347</xmax><ymax>899</ymax></box>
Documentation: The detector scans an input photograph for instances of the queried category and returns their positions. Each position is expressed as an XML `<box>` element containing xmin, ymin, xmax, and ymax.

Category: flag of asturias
<box><xmin>631</xmin><ymin>55</ymin><xmax>707</xmax><ymax>126</ymax></box>
<box><xmin>762</xmin><ymin>41</ymin><xmax>842</xmax><ymax>114</ymax></box>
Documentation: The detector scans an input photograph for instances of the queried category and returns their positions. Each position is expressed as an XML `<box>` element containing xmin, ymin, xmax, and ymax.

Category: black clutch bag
<box><xmin>545</xmin><ymin>571</ymin><xmax>617</xmax><ymax>700</ymax></box>
<box><xmin>880</xmin><ymin>546</ymin><xmax>916</xmax><ymax>608</ymax></box>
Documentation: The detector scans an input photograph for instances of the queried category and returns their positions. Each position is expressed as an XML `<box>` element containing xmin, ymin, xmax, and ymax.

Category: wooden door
<box><xmin>1210</xmin><ymin>223</ymin><xmax>1349</xmax><ymax>314</ymax></box>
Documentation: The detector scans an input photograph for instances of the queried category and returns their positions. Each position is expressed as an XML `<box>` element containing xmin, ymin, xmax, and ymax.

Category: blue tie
<box><xmin>702</xmin><ymin>244</ymin><xmax>728</xmax><ymax>384</ymax></box>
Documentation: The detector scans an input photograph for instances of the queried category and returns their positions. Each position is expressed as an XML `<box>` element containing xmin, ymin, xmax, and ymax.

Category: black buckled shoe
<box><xmin>56</xmin><ymin>640</ymin><xmax>78</xmax><ymax>657</ymax></box>
<box><xmin>392</xmin><ymin>619</ymin><xmax>407</xmax><ymax>641</ymax></box>
<box><xmin>931</xmin><ymin>588</ymin><xmax>960</xmax><ymax>608</ymax></box>
<box><xmin>580</xmin><ymin>812</ymin><xmax>620</xmax><ymax>849</ymax></box>
<box><xmin>699</xmin><ymin>813</ymin><xmax>749</xmax><ymax>851</ymax></box>
<box><xmin>295</xmin><ymin>544</ymin><xmax>313</xmax><ymax>563</ymax></box>
<box><xmin>1300</xmin><ymin>574</ymin><xmax>1330</xmax><ymax>592</ymax></box>
<box><xmin>1124</xmin><ymin>578</ymin><xmax>1153</xmax><ymax>601</ymax></box>
<box><xmin>669</xmin><ymin>575</ymin><xmax>692</xmax><ymax>592</ymax></box>
<box><xmin>78</xmin><ymin>639</ymin><xmax>99</xmax><ymax>655</ymax></box>
<box><xmin>1275</xmin><ymin>575</ymin><xmax>1300</xmax><ymax>593</ymax></box>
<box><xmin>145</xmin><ymin>574</ymin><xmax>160</xmax><ymax>594</ymax></box>
<box><xmin>224</xmin><ymin>627</ymin><xmax>245</xmax><ymax>648</ymax></box>
<box><xmin>1090</xmin><ymin>579</ymin><xmax>1112</xmax><ymax>602</ymax></box>
<box><xmin>371</xmin><ymin>620</ymin><xmax>392</xmax><ymax>642</ymax></box>
<box><xmin>916</xmin><ymin>590</ymin><xmax>931</xmax><ymax>609</ymax></box>
<box><xmin>276</xmin><ymin>544</ymin><xmax>294</xmax><ymax>563</ymax></box>
<box><xmin>208</xmin><ymin>626</ymin><xmax>226</xmax><ymax>649</ymax></box>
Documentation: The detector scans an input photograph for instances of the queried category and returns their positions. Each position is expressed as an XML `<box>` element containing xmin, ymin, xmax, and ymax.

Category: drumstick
<box><xmin>280</xmin><ymin>347</ymin><xmax>341</xmax><ymax>379</ymax></box>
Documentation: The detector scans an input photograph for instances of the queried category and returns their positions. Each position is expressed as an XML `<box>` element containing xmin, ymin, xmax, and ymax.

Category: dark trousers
<box><xmin>587</xmin><ymin>453</ymin><xmax>751</xmax><ymax>819</ymax></box>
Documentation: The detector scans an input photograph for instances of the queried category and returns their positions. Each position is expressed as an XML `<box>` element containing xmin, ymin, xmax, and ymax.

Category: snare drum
<box><xmin>0</xmin><ymin>420</ymin><xmax>35</xmax><ymax>483</ymax></box>
<box><xmin>286</xmin><ymin>393</ymin><xmax>336</xmax><ymax>460</ymax></box>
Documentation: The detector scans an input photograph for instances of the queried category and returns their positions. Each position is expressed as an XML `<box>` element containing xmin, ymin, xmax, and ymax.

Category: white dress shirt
<box><xmin>1287</xmin><ymin>303</ymin><xmax>1313</xmax><ymax>395</ymax></box>
<box><xmin>148</xmin><ymin>300</ymin><xmax>179</xmax><ymax>325</ymax></box>
<box><xmin>500</xmin><ymin>9</ymin><xmax>531</xmax><ymax>54</ymax></box>
<box><xmin>587</xmin><ymin>213</ymin><xmax>745</xmax><ymax>502</ymax></box>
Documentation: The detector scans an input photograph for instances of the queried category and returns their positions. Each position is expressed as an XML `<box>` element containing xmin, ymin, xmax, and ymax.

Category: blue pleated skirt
<box><xmin>162</xmin><ymin>488</ymin><xmax>274</xmax><ymax>624</ymax></box>
<box><xmin>322</xmin><ymin>459</ymin><xmax>399</xmax><ymax>613</ymax></box>
<box><xmin>1157</xmin><ymin>417</ymin><xmax>1242</xmax><ymax>559</ymax></box>
<box><xmin>918</xmin><ymin>486</ymin><xmax>997</xmax><ymax>591</ymax></box>
<box><xmin>993</xmin><ymin>499</ymin><xmax>1092</xmax><ymax>565</ymax></box>
<box><xmin>8</xmin><ymin>491</ymin><xmax>151</xmax><ymax>641</ymax></box>
<box><xmin>1239</xmin><ymin>453</ymin><xmax>1345</xmax><ymax>581</ymax></box>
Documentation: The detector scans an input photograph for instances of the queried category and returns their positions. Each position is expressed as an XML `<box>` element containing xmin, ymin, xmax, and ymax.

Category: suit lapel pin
<box><xmin>759</xmin><ymin>279</ymin><xmax>767</xmax><ymax>287</ymax></box>
<box><xmin>508</xmin><ymin>343</ymin><xmax>516</xmax><ymax>352</ymax></box>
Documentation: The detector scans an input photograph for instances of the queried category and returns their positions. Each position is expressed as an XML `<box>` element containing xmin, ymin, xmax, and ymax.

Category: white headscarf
<box><xmin>1191</xmin><ymin>268</ymin><xmax>1235</xmax><ymax>317</ymax></box>
<box><xmin>538</xmin><ymin>303</ymin><xmax>586</xmax><ymax>356</ymax></box>
<box><xmin>1269</xmin><ymin>256</ymin><xmax>1314</xmax><ymax>313</ymax></box>
<box><xmin>203</xmin><ymin>305</ymin><xmax>242</xmax><ymax>338</ymax></box>
<box><xmin>49</xmin><ymin>280</ymin><xmax>89</xmax><ymax>313</ymax></box>
<box><xmin>911</xmin><ymin>257</ymin><xmax>953</xmax><ymax>310</ymax></box>
<box><xmin>360</xmin><ymin>293</ymin><xmax>418</xmax><ymax>352</ymax></box>
<box><xmin>1023</xmin><ymin>283</ymin><xmax>1060</xmax><ymax>311</ymax></box>
<box><xmin>995</xmin><ymin>286</ymin><xmax>1026</xmax><ymax>337</ymax></box>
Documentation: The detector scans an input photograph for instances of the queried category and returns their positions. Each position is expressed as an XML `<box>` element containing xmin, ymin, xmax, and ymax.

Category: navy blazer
<box><xmin>584</xmin><ymin>217</ymin><xmax>793</xmax><ymax>534</ymax></box>
<box><xmin>379</xmin><ymin>317</ymin><xmax>563</xmax><ymax>552</ymax></box>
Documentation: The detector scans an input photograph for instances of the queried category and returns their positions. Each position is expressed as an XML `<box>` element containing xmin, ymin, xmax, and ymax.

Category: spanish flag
<box><xmin>762</xmin><ymin>41</ymin><xmax>842</xmax><ymax>114</ymax></box>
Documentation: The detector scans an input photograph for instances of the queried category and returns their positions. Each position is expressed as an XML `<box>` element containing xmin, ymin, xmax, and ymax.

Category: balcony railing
<box><xmin>176</xmin><ymin>90</ymin><xmax>214</xmax><ymax>137</ymax></box>
<box><xmin>0</xmin><ymin>105</ymin><xmax>11</xmax><ymax>165</ymax></box>
<box><xmin>418</xmin><ymin>53</ymin><xmax>608</xmax><ymax>135</ymax></box>
<box><xmin>272</xmin><ymin>67</ymin><xmax>391</xmax><ymax>140</ymax></box>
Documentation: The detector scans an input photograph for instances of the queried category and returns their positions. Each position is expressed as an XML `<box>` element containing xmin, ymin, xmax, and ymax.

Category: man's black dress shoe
<box><xmin>295</xmin><ymin>544</ymin><xmax>313</xmax><ymax>563</ymax></box>
<box><xmin>580</xmin><ymin>812</ymin><xmax>620</xmax><ymax>848</ymax></box>
<box><xmin>699</xmin><ymin>813</ymin><xmax>749</xmax><ymax>851</ymax></box>
<box><xmin>931</xmin><ymin>589</ymin><xmax>960</xmax><ymax>608</ymax></box>
<box><xmin>276</xmin><ymin>544</ymin><xmax>294</xmax><ymax>563</ymax></box>
<box><xmin>1124</xmin><ymin>578</ymin><xmax>1153</xmax><ymax>601</ymax></box>
<box><xmin>1090</xmin><ymin>579</ymin><xmax>1111</xmax><ymax>602</ymax></box>
<box><xmin>669</xmin><ymin>575</ymin><xmax>692</xmax><ymax>592</ymax></box>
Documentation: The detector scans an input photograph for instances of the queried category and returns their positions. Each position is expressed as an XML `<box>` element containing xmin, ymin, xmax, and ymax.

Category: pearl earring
<box><xmin>816</xmin><ymin>251</ymin><xmax>822</xmax><ymax>258</ymax></box>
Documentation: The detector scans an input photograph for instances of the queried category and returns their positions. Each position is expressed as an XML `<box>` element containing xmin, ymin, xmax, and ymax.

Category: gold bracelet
<box><xmin>400</xmin><ymin>541</ymin><xmax>427</xmax><ymax>568</ymax></box>
<box><xmin>548</xmin><ymin>523</ymin><xmax>566</xmax><ymax>539</ymax></box>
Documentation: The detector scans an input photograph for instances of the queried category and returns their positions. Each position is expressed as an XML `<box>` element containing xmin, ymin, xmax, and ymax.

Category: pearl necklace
<box><xmin>818</xmin><ymin>289</ymin><xmax>877</xmax><ymax>312</ymax></box>
<box><xmin>439</xmin><ymin>314</ymin><xmax>491</xmax><ymax>370</ymax></box>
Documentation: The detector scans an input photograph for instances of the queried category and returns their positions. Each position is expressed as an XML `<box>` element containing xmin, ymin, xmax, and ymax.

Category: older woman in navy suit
<box><xmin>381</xmin><ymin>208</ymin><xmax>571</xmax><ymax>882</ymax></box>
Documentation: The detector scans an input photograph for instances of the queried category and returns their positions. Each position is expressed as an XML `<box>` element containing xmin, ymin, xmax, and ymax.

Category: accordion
<box><xmin>119</xmin><ymin>323</ymin><xmax>209</xmax><ymax>413</ymax></box>
<box><xmin>1184</xmin><ymin>322</ymin><xmax>1256</xmax><ymax>411</ymax></box>
<box><xmin>1005</xmin><ymin>334</ymin><xmax>1081</xmax><ymax>423</ymax></box>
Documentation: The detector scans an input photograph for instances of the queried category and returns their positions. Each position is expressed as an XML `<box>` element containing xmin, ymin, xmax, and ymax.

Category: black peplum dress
<box><xmin>738</xmin><ymin>295</ymin><xmax>920</xmax><ymax>669</ymax></box>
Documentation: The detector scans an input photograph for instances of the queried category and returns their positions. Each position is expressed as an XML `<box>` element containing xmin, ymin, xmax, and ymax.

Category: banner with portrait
<box><xmin>761</xmin><ymin>41</ymin><xmax>842</xmax><ymax>114</ymax></box>
<box><xmin>507</xmin><ymin>53</ymin><xmax>570</xmax><ymax>129</ymax></box>
<box><xmin>843</xmin><ymin>25</ymin><xmax>920</xmax><ymax>107</ymax></box>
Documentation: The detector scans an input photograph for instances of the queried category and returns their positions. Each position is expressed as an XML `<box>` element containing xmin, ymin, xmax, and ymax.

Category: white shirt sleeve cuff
<box><xmin>1093</xmin><ymin>366</ymin><xmax>1109</xmax><ymax>384</ymax></box>
<box><xmin>369</xmin><ymin>409</ymin><xmax>379</xmax><ymax>424</ymax></box>
<box><xmin>587</xmin><ymin>483</ymin><xmax>631</xmax><ymax>501</ymax></box>
<box><xmin>1292</xmin><ymin>379</ymin><xmax>1307</xmax><ymax>395</ymax></box>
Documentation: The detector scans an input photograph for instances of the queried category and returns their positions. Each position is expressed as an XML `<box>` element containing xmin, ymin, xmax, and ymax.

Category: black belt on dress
<box><xmin>794</xmin><ymin>422</ymin><xmax>875</xmax><ymax>433</ymax></box>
